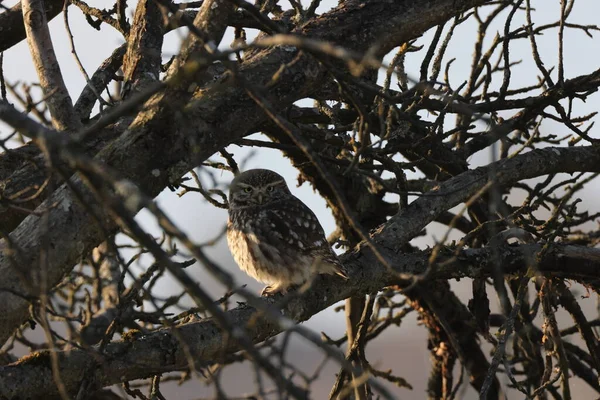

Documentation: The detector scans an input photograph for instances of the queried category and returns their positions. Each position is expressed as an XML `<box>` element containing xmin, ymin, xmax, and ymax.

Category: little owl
<box><xmin>227</xmin><ymin>169</ymin><xmax>348</xmax><ymax>295</ymax></box>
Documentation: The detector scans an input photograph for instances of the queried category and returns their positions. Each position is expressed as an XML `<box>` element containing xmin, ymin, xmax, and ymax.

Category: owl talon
<box><xmin>261</xmin><ymin>285</ymin><xmax>288</xmax><ymax>296</ymax></box>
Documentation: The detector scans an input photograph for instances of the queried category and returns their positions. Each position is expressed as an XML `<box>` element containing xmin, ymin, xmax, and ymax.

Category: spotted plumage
<box><xmin>226</xmin><ymin>169</ymin><xmax>348</xmax><ymax>295</ymax></box>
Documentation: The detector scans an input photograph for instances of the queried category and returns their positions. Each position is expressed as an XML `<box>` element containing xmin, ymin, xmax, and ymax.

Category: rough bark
<box><xmin>0</xmin><ymin>0</ymin><xmax>64</xmax><ymax>52</ymax></box>
<box><xmin>0</xmin><ymin>0</ymin><xmax>492</xmax><ymax>346</ymax></box>
<box><xmin>1</xmin><ymin>242</ymin><xmax>598</xmax><ymax>398</ymax></box>
<box><xmin>21</xmin><ymin>0</ymin><xmax>80</xmax><ymax>130</ymax></box>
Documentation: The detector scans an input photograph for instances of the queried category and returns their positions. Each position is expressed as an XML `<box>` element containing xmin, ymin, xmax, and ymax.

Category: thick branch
<box><xmin>1</xmin><ymin>242</ymin><xmax>598</xmax><ymax>398</ymax></box>
<box><xmin>73</xmin><ymin>44</ymin><xmax>127</xmax><ymax>120</ymax></box>
<box><xmin>21</xmin><ymin>0</ymin><xmax>80</xmax><ymax>130</ymax></box>
<box><xmin>0</xmin><ymin>0</ymin><xmax>491</xmax><ymax>346</ymax></box>
<box><xmin>0</xmin><ymin>0</ymin><xmax>64</xmax><ymax>52</ymax></box>
<box><xmin>377</xmin><ymin>146</ymin><xmax>600</xmax><ymax>250</ymax></box>
<box><xmin>121</xmin><ymin>0</ymin><xmax>165</xmax><ymax>96</ymax></box>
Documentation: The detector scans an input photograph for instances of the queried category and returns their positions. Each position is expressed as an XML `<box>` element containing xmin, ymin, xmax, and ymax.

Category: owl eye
<box><xmin>266</xmin><ymin>186</ymin><xmax>275</xmax><ymax>192</ymax></box>
<box><xmin>243</xmin><ymin>187</ymin><xmax>252</xmax><ymax>193</ymax></box>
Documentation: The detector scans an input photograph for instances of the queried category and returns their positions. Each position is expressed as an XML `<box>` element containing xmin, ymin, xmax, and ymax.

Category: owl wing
<box><xmin>258</xmin><ymin>198</ymin><xmax>348</xmax><ymax>279</ymax></box>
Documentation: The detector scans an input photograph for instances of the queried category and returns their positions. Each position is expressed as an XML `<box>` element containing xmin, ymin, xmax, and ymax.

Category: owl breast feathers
<box><xmin>226</xmin><ymin>169</ymin><xmax>347</xmax><ymax>295</ymax></box>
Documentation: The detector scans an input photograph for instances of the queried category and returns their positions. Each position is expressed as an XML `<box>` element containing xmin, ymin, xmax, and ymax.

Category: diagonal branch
<box><xmin>0</xmin><ymin>0</ymin><xmax>64</xmax><ymax>52</ymax></box>
<box><xmin>0</xmin><ymin>0</ymin><xmax>493</xmax><ymax>346</ymax></box>
<box><xmin>21</xmin><ymin>0</ymin><xmax>81</xmax><ymax>130</ymax></box>
<box><xmin>1</xmin><ymin>242</ymin><xmax>599</xmax><ymax>398</ymax></box>
<box><xmin>121</xmin><ymin>0</ymin><xmax>165</xmax><ymax>96</ymax></box>
<box><xmin>377</xmin><ymin>146</ymin><xmax>600</xmax><ymax>251</ymax></box>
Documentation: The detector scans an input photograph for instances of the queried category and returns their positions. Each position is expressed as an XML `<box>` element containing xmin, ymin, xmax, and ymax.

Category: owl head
<box><xmin>229</xmin><ymin>169</ymin><xmax>292</xmax><ymax>208</ymax></box>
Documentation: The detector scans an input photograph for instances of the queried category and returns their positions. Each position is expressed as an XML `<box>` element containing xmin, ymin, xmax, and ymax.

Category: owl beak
<box><xmin>257</xmin><ymin>193</ymin><xmax>264</xmax><ymax>204</ymax></box>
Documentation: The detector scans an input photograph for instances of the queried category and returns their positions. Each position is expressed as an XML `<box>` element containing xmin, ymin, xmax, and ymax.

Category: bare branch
<box><xmin>21</xmin><ymin>0</ymin><xmax>81</xmax><ymax>130</ymax></box>
<box><xmin>0</xmin><ymin>0</ymin><xmax>64</xmax><ymax>52</ymax></box>
<box><xmin>0</xmin><ymin>0</ymin><xmax>491</xmax><ymax>346</ymax></box>
<box><xmin>1</xmin><ymin>242</ymin><xmax>599</xmax><ymax>398</ymax></box>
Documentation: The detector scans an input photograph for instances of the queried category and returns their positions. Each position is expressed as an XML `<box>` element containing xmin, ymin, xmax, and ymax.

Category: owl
<box><xmin>227</xmin><ymin>169</ymin><xmax>348</xmax><ymax>295</ymax></box>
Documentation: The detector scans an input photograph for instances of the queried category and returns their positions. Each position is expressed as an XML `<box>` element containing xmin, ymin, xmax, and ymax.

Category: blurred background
<box><xmin>2</xmin><ymin>0</ymin><xmax>600</xmax><ymax>398</ymax></box>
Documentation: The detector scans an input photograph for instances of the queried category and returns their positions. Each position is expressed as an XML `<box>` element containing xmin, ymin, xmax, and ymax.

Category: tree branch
<box><xmin>0</xmin><ymin>0</ymin><xmax>64</xmax><ymax>52</ymax></box>
<box><xmin>21</xmin><ymin>0</ymin><xmax>80</xmax><ymax>130</ymax></box>
<box><xmin>121</xmin><ymin>0</ymin><xmax>165</xmax><ymax>97</ymax></box>
<box><xmin>1</xmin><ymin>242</ymin><xmax>598</xmax><ymax>398</ymax></box>
<box><xmin>0</xmin><ymin>0</ymin><xmax>492</xmax><ymax>346</ymax></box>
